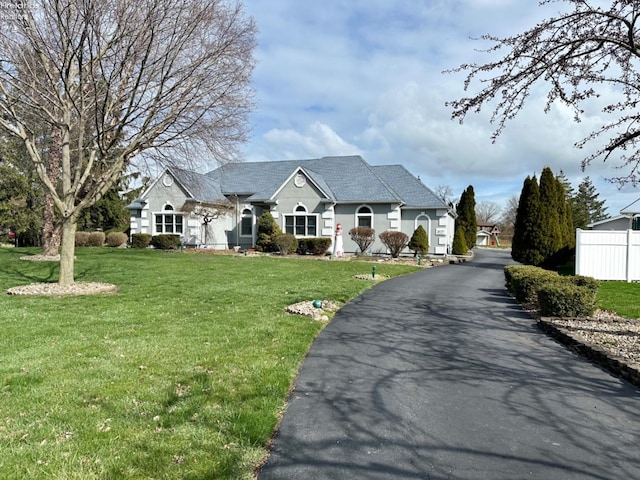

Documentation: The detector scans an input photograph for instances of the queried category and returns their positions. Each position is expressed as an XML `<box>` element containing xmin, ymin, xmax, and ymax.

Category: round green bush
<box><xmin>151</xmin><ymin>234</ymin><xmax>181</xmax><ymax>250</ymax></box>
<box><xmin>131</xmin><ymin>233</ymin><xmax>152</xmax><ymax>248</ymax></box>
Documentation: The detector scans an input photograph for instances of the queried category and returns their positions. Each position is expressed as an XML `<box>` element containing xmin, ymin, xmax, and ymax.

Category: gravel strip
<box><xmin>542</xmin><ymin>314</ymin><xmax>640</xmax><ymax>367</ymax></box>
<box><xmin>6</xmin><ymin>282</ymin><xmax>118</xmax><ymax>296</ymax></box>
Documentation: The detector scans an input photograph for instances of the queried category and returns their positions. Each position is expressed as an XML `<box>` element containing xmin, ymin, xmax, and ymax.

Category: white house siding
<box><xmin>575</xmin><ymin>229</ymin><xmax>640</xmax><ymax>281</ymax></box>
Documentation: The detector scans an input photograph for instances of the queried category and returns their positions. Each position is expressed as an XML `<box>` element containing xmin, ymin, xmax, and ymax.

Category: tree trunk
<box><xmin>58</xmin><ymin>218</ymin><xmax>77</xmax><ymax>286</ymax></box>
<box><xmin>41</xmin><ymin>194</ymin><xmax>61</xmax><ymax>256</ymax></box>
<box><xmin>42</xmin><ymin>126</ymin><xmax>62</xmax><ymax>256</ymax></box>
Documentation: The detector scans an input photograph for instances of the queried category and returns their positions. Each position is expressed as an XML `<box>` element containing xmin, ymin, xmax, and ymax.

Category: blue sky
<box><xmin>240</xmin><ymin>0</ymin><xmax>640</xmax><ymax>217</ymax></box>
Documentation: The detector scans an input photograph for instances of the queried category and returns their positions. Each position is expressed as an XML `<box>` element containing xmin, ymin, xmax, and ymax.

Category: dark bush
<box><xmin>538</xmin><ymin>282</ymin><xmax>597</xmax><ymax>317</ymax></box>
<box><xmin>408</xmin><ymin>225</ymin><xmax>429</xmax><ymax>256</ymax></box>
<box><xmin>297</xmin><ymin>237</ymin><xmax>332</xmax><ymax>255</ymax></box>
<box><xmin>274</xmin><ymin>233</ymin><xmax>298</xmax><ymax>254</ymax></box>
<box><xmin>452</xmin><ymin>226</ymin><xmax>468</xmax><ymax>255</ymax></box>
<box><xmin>131</xmin><ymin>233</ymin><xmax>152</xmax><ymax>248</ymax></box>
<box><xmin>255</xmin><ymin>212</ymin><xmax>281</xmax><ymax>252</ymax></box>
<box><xmin>88</xmin><ymin>231</ymin><xmax>106</xmax><ymax>247</ymax></box>
<box><xmin>348</xmin><ymin>226</ymin><xmax>375</xmax><ymax>254</ymax></box>
<box><xmin>75</xmin><ymin>231</ymin><xmax>90</xmax><ymax>247</ymax></box>
<box><xmin>151</xmin><ymin>234</ymin><xmax>181</xmax><ymax>250</ymax></box>
<box><xmin>379</xmin><ymin>230</ymin><xmax>409</xmax><ymax>258</ymax></box>
<box><xmin>106</xmin><ymin>232</ymin><xmax>128</xmax><ymax>247</ymax></box>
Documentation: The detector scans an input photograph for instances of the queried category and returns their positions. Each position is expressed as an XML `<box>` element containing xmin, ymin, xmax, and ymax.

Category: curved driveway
<box><xmin>259</xmin><ymin>249</ymin><xmax>640</xmax><ymax>480</ymax></box>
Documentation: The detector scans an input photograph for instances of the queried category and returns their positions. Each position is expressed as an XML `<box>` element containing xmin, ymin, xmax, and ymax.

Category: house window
<box><xmin>357</xmin><ymin>205</ymin><xmax>373</xmax><ymax>228</ymax></box>
<box><xmin>284</xmin><ymin>205</ymin><xmax>317</xmax><ymax>237</ymax></box>
<box><xmin>154</xmin><ymin>205</ymin><xmax>183</xmax><ymax>234</ymax></box>
<box><xmin>633</xmin><ymin>216</ymin><xmax>640</xmax><ymax>231</ymax></box>
<box><xmin>240</xmin><ymin>208</ymin><xmax>253</xmax><ymax>236</ymax></box>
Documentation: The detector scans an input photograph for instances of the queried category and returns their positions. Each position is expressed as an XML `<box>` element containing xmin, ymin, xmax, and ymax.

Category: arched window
<box><xmin>154</xmin><ymin>204</ymin><xmax>183</xmax><ymax>234</ymax></box>
<box><xmin>240</xmin><ymin>208</ymin><xmax>253</xmax><ymax>236</ymax></box>
<box><xmin>356</xmin><ymin>205</ymin><xmax>373</xmax><ymax>228</ymax></box>
<box><xmin>284</xmin><ymin>204</ymin><xmax>317</xmax><ymax>237</ymax></box>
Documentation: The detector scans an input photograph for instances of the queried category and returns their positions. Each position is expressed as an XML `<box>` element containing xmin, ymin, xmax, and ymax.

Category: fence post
<box><xmin>626</xmin><ymin>229</ymin><xmax>633</xmax><ymax>283</ymax></box>
<box><xmin>575</xmin><ymin>228</ymin><xmax>582</xmax><ymax>276</ymax></box>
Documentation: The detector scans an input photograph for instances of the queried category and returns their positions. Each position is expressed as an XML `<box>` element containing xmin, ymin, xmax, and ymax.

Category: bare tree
<box><xmin>447</xmin><ymin>1</ymin><xmax>640</xmax><ymax>185</ymax></box>
<box><xmin>500</xmin><ymin>195</ymin><xmax>519</xmax><ymax>236</ymax></box>
<box><xmin>0</xmin><ymin>0</ymin><xmax>256</xmax><ymax>285</ymax></box>
<box><xmin>475</xmin><ymin>200</ymin><xmax>501</xmax><ymax>224</ymax></box>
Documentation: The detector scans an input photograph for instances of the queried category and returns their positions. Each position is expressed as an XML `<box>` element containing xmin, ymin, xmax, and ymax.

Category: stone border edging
<box><xmin>538</xmin><ymin>318</ymin><xmax>640</xmax><ymax>388</ymax></box>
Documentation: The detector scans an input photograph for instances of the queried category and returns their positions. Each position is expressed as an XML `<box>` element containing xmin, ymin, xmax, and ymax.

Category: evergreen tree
<box><xmin>573</xmin><ymin>177</ymin><xmax>609</xmax><ymax>228</ymax></box>
<box><xmin>255</xmin><ymin>211</ymin><xmax>282</xmax><ymax>252</ymax></box>
<box><xmin>512</xmin><ymin>176</ymin><xmax>545</xmax><ymax>266</ymax></box>
<box><xmin>455</xmin><ymin>185</ymin><xmax>477</xmax><ymax>250</ymax></box>
<box><xmin>408</xmin><ymin>225</ymin><xmax>429</xmax><ymax>257</ymax></box>
<box><xmin>452</xmin><ymin>226</ymin><xmax>468</xmax><ymax>255</ymax></box>
<box><xmin>538</xmin><ymin>167</ymin><xmax>563</xmax><ymax>263</ymax></box>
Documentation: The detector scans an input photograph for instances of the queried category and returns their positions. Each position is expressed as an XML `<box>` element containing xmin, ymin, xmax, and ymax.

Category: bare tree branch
<box><xmin>446</xmin><ymin>0</ymin><xmax>640</xmax><ymax>185</ymax></box>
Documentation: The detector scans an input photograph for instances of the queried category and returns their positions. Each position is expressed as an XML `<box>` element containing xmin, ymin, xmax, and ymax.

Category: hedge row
<box><xmin>75</xmin><ymin>231</ymin><xmax>130</xmax><ymax>247</ymax></box>
<box><xmin>504</xmin><ymin>265</ymin><xmax>599</xmax><ymax>317</ymax></box>
<box><xmin>297</xmin><ymin>237</ymin><xmax>332</xmax><ymax>255</ymax></box>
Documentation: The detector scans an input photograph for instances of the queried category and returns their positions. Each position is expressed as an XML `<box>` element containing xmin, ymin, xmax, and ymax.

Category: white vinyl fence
<box><xmin>575</xmin><ymin>229</ymin><xmax>640</xmax><ymax>282</ymax></box>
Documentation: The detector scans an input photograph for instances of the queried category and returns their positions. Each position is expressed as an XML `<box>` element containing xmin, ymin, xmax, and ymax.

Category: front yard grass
<box><xmin>0</xmin><ymin>248</ymin><xmax>418</xmax><ymax>479</ymax></box>
<box><xmin>597</xmin><ymin>281</ymin><xmax>640</xmax><ymax>319</ymax></box>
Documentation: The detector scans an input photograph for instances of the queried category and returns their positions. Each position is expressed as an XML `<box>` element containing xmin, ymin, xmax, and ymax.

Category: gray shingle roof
<box><xmin>207</xmin><ymin>156</ymin><xmax>405</xmax><ymax>203</ymax></box>
<box><xmin>170</xmin><ymin>167</ymin><xmax>227</xmax><ymax>203</ymax></box>
<box><xmin>370</xmin><ymin>165</ymin><xmax>448</xmax><ymax>208</ymax></box>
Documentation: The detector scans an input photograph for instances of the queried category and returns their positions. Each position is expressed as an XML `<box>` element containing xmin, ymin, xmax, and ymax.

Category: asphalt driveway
<box><xmin>258</xmin><ymin>249</ymin><xmax>640</xmax><ymax>480</ymax></box>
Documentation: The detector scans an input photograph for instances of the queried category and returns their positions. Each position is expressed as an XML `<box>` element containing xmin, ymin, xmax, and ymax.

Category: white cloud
<box><xmin>262</xmin><ymin>122</ymin><xmax>362</xmax><ymax>159</ymax></box>
<box><xmin>241</xmin><ymin>0</ymin><xmax>640</xmax><ymax>215</ymax></box>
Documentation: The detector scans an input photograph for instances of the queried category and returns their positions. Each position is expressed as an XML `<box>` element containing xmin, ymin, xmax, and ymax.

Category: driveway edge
<box><xmin>538</xmin><ymin>318</ymin><xmax>640</xmax><ymax>388</ymax></box>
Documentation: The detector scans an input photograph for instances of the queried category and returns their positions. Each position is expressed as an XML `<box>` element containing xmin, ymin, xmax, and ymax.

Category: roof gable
<box><xmin>208</xmin><ymin>156</ymin><xmax>404</xmax><ymax>203</ymax></box>
<box><xmin>621</xmin><ymin>197</ymin><xmax>640</xmax><ymax>215</ymax></box>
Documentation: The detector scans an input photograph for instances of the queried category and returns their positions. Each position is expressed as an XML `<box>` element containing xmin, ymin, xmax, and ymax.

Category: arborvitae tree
<box><xmin>255</xmin><ymin>211</ymin><xmax>282</xmax><ymax>252</ymax></box>
<box><xmin>452</xmin><ymin>226</ymin><xmax>468</xmax><ymax>255</ymax></box>
<box><xmin>538</xmin><ymin>167</ymin><xmax>563</xmax><ymax>263</ymax></box>
<box><xmin>408</xmin><ymin>225</ymin><xmax>429</xmax><ymax>257</ymax></box>
<box><xmin>455</xmin><ymin>185</ymin><xmax>477</xmax><ymax>250</ymax></box>
<box><xmin>512</xmin><ymin>176</ymin><xmax>545</xmax><ymax>266</ymax></box>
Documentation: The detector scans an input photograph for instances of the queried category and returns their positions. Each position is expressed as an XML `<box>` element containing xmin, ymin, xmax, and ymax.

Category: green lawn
<box><xmin>597</xmin><ymin>281</ymin><xmax>640</xmax><ymax>319</ymax></box>
<box><xmin>0</xmin><ymin>247</ymin><xmax>418</xmax><ymax>479</ymax></box>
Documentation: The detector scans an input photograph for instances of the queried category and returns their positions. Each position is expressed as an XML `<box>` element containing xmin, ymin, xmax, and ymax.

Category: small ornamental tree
<box><xmin>349</xmin><ymin>226</ymin><xmax>375</xmax><ymax>255</ymax></box>
<box><xmin>452</xmin><ymin>226</ymin><xmax>468</xmax><ymax>255</ymax></box>
<box><xmin>379</xmin><ymin>230</ymin><xmax>409</xmax><ymax>258</ymax></box>
<box><xmin>255</xmin><ymin>211</ymin><xmax>282</xmax><ymax>252</ymax></box>
<box><xmin>408</xmin><ymin>225</ymin><xmax>429</xmax><ymax>257</ymax></box>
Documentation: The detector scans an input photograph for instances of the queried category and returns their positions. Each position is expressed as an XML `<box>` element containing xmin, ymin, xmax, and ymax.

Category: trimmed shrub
<box><xmin>297</xmin><ymin>237</ymin><xmax>332</xmax><ymax>255</ymax></box>
<box><xmin>349</xmin><ymin>226</ymin><xmax>375</xmax><ymax>254</ymax></box>
<box><xmin>106</xmin><ymin>232</ymin><xmax>128</xmax><ymax>247</ymax></box>
<box><xmin>452</xmin><ymin>226</ymin><xmax>468</xmax><ymax>255</ymax></box>
<box><xmin>538</xmin><ymin>282</ymin><xmax>597</xmax><ymax>317</ymax></box>
<box><xmin>379</xmin><ymin>230</ymin><xmax>409</xmax><ymax>258</ymax></box>
<box><xmin>75</xmin><ymin>231</ymin><xmax>90</xmax><ymax>247</ymax></box>
<box><xmin>151</xmin><ymin>234</ymin><xmax>181</xmax><ymax>250</ymax></box>
<box><xmin>88</xmin><ymin>231</ymin><xmax>105</xmax><ymax>247</ymax></box>
<box><xmin>408</xmin><ymin>225</ymin><xmax>429</xmax><ymax>256</ymax></box>
<box><xmin>274</xmin><ymin>233</ymin><xmax>298</xmax><ymax>254</ymax></box>
<box><xmin>255</xmin><ymin>212</ymin><xmax>281</xmax><ymax>252</ymax></box>
<box><xmin>131</xmin><ymin>233</ymin><xmax>152</xmax><ymax>249</ymax></box>
<box><xmin>505</xmin><ymin>265</ymin><xmax>560</xmax><ymax>304</ymax></box>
